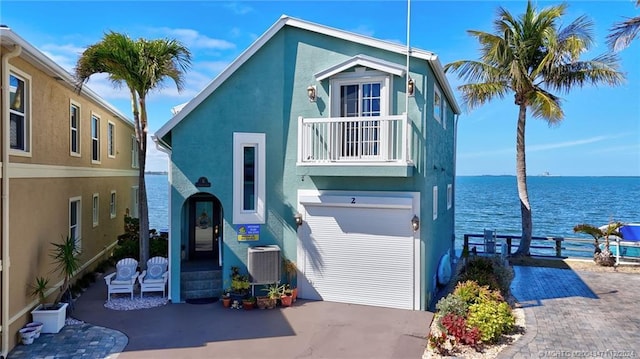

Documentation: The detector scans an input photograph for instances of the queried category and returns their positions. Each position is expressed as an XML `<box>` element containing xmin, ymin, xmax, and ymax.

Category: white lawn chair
<box><xmin>139</xmin><ymin>256</ymin><xmax>168</xmax><ymax>298</ymax></box>
<box><xmin>104</xmin><ymin>258</ymin><xmax>139</xmax><ymax>301</ymax></box>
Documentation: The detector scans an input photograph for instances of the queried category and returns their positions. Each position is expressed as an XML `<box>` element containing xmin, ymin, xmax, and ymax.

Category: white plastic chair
<box><xmin>104</xmin><ymin>258</ymin><xmax>139</xmax><ymax>301</ymax></box>
<box><xmin>138</xmin><ymin>256</ymin><xmax>168</xmax><ymax>298</ymax></box>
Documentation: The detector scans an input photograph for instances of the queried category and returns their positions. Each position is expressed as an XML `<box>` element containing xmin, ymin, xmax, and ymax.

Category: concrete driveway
<box><xmin>73</xmin><ymin>280</ymin><xmax>432</xmax><ymax>359</ymax></box>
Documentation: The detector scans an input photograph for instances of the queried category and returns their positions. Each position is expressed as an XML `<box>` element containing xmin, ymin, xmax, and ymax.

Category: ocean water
<box><xmin>144</xmin><ymin>174</ymin><xmax>640</xmax><ymax>257</ymax></box>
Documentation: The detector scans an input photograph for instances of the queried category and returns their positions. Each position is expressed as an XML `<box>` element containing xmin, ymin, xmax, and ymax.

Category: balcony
<box><xmin>296</xmin><ymin>114</ymin><xmax>413</xmax><ymax>177</ymax></box>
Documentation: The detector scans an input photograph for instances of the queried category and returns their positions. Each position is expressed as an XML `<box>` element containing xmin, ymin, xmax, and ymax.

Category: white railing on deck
<box><xmin>298</xmin><ymin>114</ymin><xmax>408</xmax><ymax>164</ymax></box>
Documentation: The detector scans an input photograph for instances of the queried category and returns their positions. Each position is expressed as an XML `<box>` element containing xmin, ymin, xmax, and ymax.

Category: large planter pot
<box><xmin>31</xmin><ymin>302</ymin><xmax>68</xmax><ymax>334</ymax></box>
<box><xmin>280</xmin><ymin>294</ymin><xmax>293</xmax><ymax>307</ymax></box>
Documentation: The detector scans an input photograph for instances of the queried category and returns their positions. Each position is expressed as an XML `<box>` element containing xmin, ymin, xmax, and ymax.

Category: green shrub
<box><xmin>435</xmin><ymin>293</ymin><xmax>468</xmax><ymax>317</ymax></box>
<box><xmin>113</xmin><ymin>239</ymin><xmax>139</xmax><ymax>262</ymax></box>
<box><xmin>150</xmin><ymin>238</ymin><xmax>168</xmax><ymax>258</ymax></box>
<box><xmin>453</xmin><ymin>280</ymin><xmax>503</xmax><ymax>306</ymax></box>
<box><xmin>458</xmin><ymin>256</ymin><xmax>512</xmax><ymax>296</ymax></box>
<box><xmin>467</xmin><ymin>301</ymin><xmax>515</xmax><ymax>342</ymax></box>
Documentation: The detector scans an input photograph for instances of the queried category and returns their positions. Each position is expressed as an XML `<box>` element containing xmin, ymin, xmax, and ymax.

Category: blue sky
<box><xmin>3</xmin><ymin>1</ymin><xmax>639</xmax><ymax>176</ymax></box>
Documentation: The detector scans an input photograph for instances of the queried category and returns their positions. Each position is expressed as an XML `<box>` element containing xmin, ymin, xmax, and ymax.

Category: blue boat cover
<box><xmin>620</xmin><ymin>225</ymin><xmax>640</xmax><ymax>242</ymax></box>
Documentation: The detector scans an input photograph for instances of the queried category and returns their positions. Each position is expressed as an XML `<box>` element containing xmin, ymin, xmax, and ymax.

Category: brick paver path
<box><xmin>499</xmin><ymin>266</ymin><xmax>640</xmax><ymax>359</ymax></box>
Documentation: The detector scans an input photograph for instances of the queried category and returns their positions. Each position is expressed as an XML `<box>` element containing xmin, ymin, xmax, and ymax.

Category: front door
<box><xmin>189</xmin><ymin>197</ymin><xmax>220</xmax><ymax>261</ymax></box>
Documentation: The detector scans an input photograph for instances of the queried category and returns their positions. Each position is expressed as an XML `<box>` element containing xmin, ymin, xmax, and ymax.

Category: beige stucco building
<box><xmin>0</xmin><ymin>27</ymin><xmax>138</xmax><ymax>354</ymax></box>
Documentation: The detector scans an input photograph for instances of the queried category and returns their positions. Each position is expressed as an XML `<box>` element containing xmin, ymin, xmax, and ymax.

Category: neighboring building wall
<box><xmin>1</xmin><ymin>43</ymin><xmax>137</xmax><ymax>351</ymax></box>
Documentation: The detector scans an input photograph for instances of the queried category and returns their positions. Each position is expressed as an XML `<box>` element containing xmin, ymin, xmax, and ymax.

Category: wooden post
<box><xmin>555</xmin><ymin>239</ymin><xmax>562</xmax><ymax>257</ymax></box>
<box><xmin>506</xmin><ymin>237</ymin><xmax>512</xmax><ymax>255</ymax></box>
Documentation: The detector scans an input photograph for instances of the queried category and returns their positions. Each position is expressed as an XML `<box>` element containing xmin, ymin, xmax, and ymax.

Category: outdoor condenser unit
<box><xmin>247</xmin><ymin>245</ymin><xmax>281</xmax><ymax>284</ymax></box>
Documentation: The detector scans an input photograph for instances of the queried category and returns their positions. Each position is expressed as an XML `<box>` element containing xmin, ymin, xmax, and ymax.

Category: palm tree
<box><xmin>444</xmin><ymin>1</ymin><xmax>624</xmax><ymax>256</ymax></box>
<box><xmin>75</xmin><ymin>32</ymin><xmax>191</xmax><ymax>267</ymax></box>
<box><xmin>607</xmin><ymin>0</ymin><xmax>640</xmax><ymax>51</ymax></box>
<box><xmin>574</xmin><ymin>222</ymin><xmax>624</xmax><ymax>266</ymax></box>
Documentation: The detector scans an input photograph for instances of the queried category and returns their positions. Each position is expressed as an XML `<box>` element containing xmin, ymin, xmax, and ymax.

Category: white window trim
<box><xmin>233</xmin><ymin>132</ymin><xmax>266</xmax><ymax>224</ymax></box>
<box><xmin>110</xmin><ymin>190</ymin><xmax>117</xmax><ymax>219</ymax></box>
<box><xmin>434</xmin><ymin>85</ymin><xmax>442</xmax><ymax>124</ymax></box>
<box><xmin>91</xmin><ymin>112</ymin><xmax>101</xmax><ymax>164</ymax></box>
<box><xmin>107</xmin><ymin>121</ymin><xmax>116</xmax><ymax>158</ymax></box>
<box><xmin>447</xmin><ymin>184</ymin><xmax>452</xmax><ymax>210</ymax></box>
<box><xmin>329</xmin><ymin>69</ymin><xmax>391</xmax><ymax>117</ymax></box>
<box><xmin>433</xmin><ymin>186</ymin><xmax>438</xmax><ymax>220</ymax></box>
<box><xmin>70</xmin><ymin>100</ymin><xmax>81</xmax><ymax>157</ymax></box>
<box><xmin>9</xmin><ymin>66</ymin><xmax>32</xmax><ymax>157</ymax></box>
<box><xmin>92</xmin><ymin>193</ymin><xmax>99</xmax><ymax>227</ymax></box>
<box><xmin>69</xmin><ymin>196</ymin><xmax>82</xmax><ymax>252</ymax></box>
<box><xmin>131</xmin><ymin>135</ymin><xmax>139</xmax><ymax>169</ymax></box>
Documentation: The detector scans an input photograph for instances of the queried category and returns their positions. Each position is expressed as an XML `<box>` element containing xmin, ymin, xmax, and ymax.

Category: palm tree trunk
<box><xmin>513</xmin><ymin>102</ymin><xmax>533</xmax><ymax>256</ymax></box>
<box><xmin>138</xmin><ymin>97</ymin><xmax>150</xmax><ymax>269</ymax></box>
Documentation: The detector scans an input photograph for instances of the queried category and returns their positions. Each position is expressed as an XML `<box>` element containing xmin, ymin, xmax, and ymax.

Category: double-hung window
<box><xmin>131</xmin><ymin>135</ymin><xmax>139</xmax><ymax>168</ymax></box>
<box><xmin>107</xmin><ymin>121</ymin><xmax>115</xmax><ymax>158</ymax></box>
<box><xmin>434</xmin><ymin>86</ymin><xmax>442</xmax><ymax>124</ymax></box>
<box><xmin>331</xmin><ymin>71</ymin><xmax>389</xmax><ymax>159</ymax></box>
<box><xmin>91</xmin><ymin>113</ymin><xmax>100</xmax><ymax>163</ymax></box>
<box><xmin>69</xmin><ymin>197</ymin><xmax>82</xmax><ymax>251</ymax></box>
<box><xmin>110</xmin><ymin>191</ymin><xmax>117</xmax><ymax>219</ymax></box>
<box><xmin>433</xmin><ymin>186</ymin><xmax>439</xmax><ymax>220</ymax></box>
<box><xmin>70</xmin><ymin>102</ymin><xmax>81</xmax><ymax>156</ymax></box>
<box><xmin>9</xmin><ymin>70</ymin><xmax>31</xmax><ymax>153</ymax></box>
<box><xmin>233</xmin><ymin>133</ymin><xmax>266</xmax><ymax>224</ymax></box>
<box><xmin>92</xmin><ymin>193</ymin><xmax>99</xmax><ymax>227</ymax></box>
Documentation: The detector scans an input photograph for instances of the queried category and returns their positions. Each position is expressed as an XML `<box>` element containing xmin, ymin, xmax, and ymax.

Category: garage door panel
<box><xmin>298</xmin><ymin>201</ymin><xmax>416</xmax><ymax>310</ymax></box>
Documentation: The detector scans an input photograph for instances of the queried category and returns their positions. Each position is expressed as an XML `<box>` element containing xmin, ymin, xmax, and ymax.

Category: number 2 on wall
<box><xmin>351</xmin><ymin>197</ymin><xmax>356</xmax><ymax>204</ymax></box>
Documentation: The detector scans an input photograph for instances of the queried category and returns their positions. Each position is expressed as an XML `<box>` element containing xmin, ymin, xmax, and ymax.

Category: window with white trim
<box><xmin>447</xmin><ymin>184</ymin><xmax>453</xmax><ymax>210</ymax></box>
<box><xmin>130</xmin><ymin>186</ymin><xmax>139</xmax><ymax>218</ymax></box>
<box><xmin>233</xmin><ymin>133</ymin><xmax>266</xmax><ymax>224</ymax></box>
<box><xmin>9</xmin><ymin>69</ymin><xmax>31</xmax><ymax>153</ymax></box>
<box><xmin>110</xmin><ymin>190</ymin><xmax>117</xmax><ymax>219</ymax></box>
<box><xmin>69</xmin><ymin>197</ymin><xmax>82</xmax><ymax>252</ymax></box>
<box><xmin>434</xmin><ymin>86</ymin><xmax>442</xmax><ymax>124</ymax></box>
<box><xmin>92</xmin><ymin>193</ymin><xmax>99</xmax><ymax>227</ymax></box>
<box><xmin>433</xmin><ymin>186</ymin><xmax>438</xmax><ymax>220</ymax></box>
<box><xmin>443</xmin><ymin>99</ymin><xmax>448</xmax><ymax>130</ymax></box>
<box><xmin>91</xmin><ymin>113</ymin><xmax>100</xmax><ymax>163</ymax></box>
<box><xmin>107</xmin><ymin>121</ymin><xmax>115</xmax><ymax>158</ymax></box>
<box><xmin>70</xmin><ymin>101</ymin><xmax>81</xmax><ymax>156</ymax></box>
<box><xmin>131</xmin><ymin>135</ymin><xmax>139</xmax><ymax>168</ymax></box>
<box><xmin>330</xmin><ymin>70</ymin><xmax>390</xmax><ymax>159</ymax></box>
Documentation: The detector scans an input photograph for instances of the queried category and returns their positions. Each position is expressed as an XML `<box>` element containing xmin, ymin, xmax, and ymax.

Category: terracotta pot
<box><xmin>280</xmin><ymin>294</ymin><xmax>293</xmax><ymax>307</ymax></box>
<box><xmin>222</xmin><ymin>297</ymin><xmax>231</xmax><ymax>308</ymax></box>
<box><xmin>242</xmin><ymin>300</ymin><xmax>255</xmax><ymax>310</ymax></box>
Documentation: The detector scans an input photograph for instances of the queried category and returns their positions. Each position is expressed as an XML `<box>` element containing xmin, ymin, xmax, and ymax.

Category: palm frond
<box><xmin>458</xmin><ymin>82</ymin><xmax>509</xmax><ymax>111</ymax></box>
<box><xmin>527</xmin><ymin>89</ymin><xmax>563</xmax><ymax>123</ymax></box>
<box><xmin>607</xmin><ymin>16</ymin><xmax>640</xmax><ymax>51</ymax></box>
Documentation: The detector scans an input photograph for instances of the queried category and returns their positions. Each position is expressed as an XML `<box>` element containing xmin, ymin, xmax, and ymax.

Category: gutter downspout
<box><xmin>2</xmin><ymin>43</ymin><xmax>22</xmax><ymax>358</ymax></box>
<box><xmin>453</xmin><ymin>113</ymin><xmax>459</xmax><ymax>260</ymax></box>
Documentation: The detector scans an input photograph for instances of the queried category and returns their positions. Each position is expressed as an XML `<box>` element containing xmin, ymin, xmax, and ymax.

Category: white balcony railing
<box><xmin>297</xmin><ymin>114</ymin><xmax>408</xmax><ymax>164</ymax></box>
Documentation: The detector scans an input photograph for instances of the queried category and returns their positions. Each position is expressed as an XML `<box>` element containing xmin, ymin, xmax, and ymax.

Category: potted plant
<box><xmin>242</xmin><ymin>296</ymin><xmax>256</xmax><ymax>310</ymax></box>
<box><xmin>30</xmin><ymin>235</ymin><xmax>81</xmax><ymax>333</ymax></box>
<box><xmin>262</xmin><ymin>283</ymin><xmax>283</xmax><ymax>309</ymax></box>
<box><xmin>229</xmin><ymin>266</ymin><xmax>251</xmax><ymax>301</ymax></box>
<box><xmin>282</xmin><ymin>257</ymin><xmax>298</xmax><ymax>302</ymax></box>
<box><xmin>256</xmin><ymin>295</ymin><xmax>269</xmax><ymax>309</ymax></box>
<box><xmin>221</xmin><ymin>290</ymin><xmax>232</xmax><ymax>308</ymax></box>
<box><xmin>280</xmin><ymin>286</ymin><xmax>293</xmax><ymax>307</ymax></box>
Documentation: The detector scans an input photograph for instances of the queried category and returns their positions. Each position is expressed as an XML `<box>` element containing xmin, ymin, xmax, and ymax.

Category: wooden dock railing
<box><xmin>463</xmin><ymin>233</ymin><xmax>596</xmax><ymax>258</ymax></box>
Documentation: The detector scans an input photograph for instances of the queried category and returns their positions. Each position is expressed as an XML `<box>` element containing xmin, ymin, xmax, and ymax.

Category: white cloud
<box><xmin>146</xmin><ymin>135</ymin><xmax>169</xmax><ymax>172</ymax></box>
<box><xmin>40</xmin><ymin>43</ymin><xmax>85</xmax><ymax>72</ymax></box>
<box><xmin>196</xmin><ymin>60</ymin><xmax>231</xmax><ymax>74</ymax></box>
<box><xmin>349</xmin><ymin>25</ymin><xmax>375</xmax><ymax>37</ymax></box>
<box><xmin>152</xmin><ymin>27</ymin><xmax>235</xmax><ymax>50</ymax></box>
<box><xmin>223</xmin><ymin>2</ymin><xmax>253</xmax><ymax>15</ymax></box>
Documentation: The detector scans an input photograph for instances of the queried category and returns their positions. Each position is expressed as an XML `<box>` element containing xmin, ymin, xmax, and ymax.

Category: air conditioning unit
<box><xmin>248</xmin><ymin>245</ymin><xmax>281</xmax><ymax>284</ymax></box>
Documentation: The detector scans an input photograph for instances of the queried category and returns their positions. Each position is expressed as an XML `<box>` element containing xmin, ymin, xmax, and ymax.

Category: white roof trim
<box><xmin>155</xmin><ymin>15</ymin><xmax>460</xmax><ymax>140</ymax></box>
<box><xmin>315</xmin><ymin>54</ymin><xmax>405</xmax><ymax>81</ymax></box>
<box><xmin>0</xmin><ymin>27</ymin><xmax>134</xmax><ymax>126</ymax></box>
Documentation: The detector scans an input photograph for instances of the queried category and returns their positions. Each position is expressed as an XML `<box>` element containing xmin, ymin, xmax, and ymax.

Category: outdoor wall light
<box><xmin>307</xmin><ymin>85</ymin><xmax>317</xmax><ymax>102</ymax></box>
<box><xmin>294</xmin><ymin>212</ymin><xmax>303</xmax><ymax>227</ymax></box>
<box><xmin>411</xmin><ymin>215</ymin><xmax>420</xmax><ymax>232</ymax></box>
<box><xmin>407</xmin><ymin>78</ymin><xmax>415</xmax><ymax>97</ymax></box>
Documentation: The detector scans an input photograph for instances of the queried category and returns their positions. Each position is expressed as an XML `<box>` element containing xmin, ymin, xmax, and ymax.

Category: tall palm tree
<box><xmin>444</xmin><ymin>1</ymin><xmax>624</xmax><ymax>256</ymax></box>
<box><xmin>75</xmin><ymin>32</ymin><xmax>191</xmax><ymax>267</ymax></box>
<box><xmin>607</xmin><ymin>0</ymin><xmax>640</xmax><ymax>51</ymax></box>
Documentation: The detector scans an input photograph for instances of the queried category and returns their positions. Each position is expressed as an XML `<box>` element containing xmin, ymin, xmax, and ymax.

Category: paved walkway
<box><xmin>499</xmin><ymin>266</ymin><xmax>640</xmax><ymax>358</ymax></box>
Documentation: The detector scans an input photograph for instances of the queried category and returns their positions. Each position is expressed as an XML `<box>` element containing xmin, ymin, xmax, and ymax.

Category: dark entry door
<box><xmin>189</xmin><ymin>198</ymin><xmax>220</xmax><ymax>261</ymax></box>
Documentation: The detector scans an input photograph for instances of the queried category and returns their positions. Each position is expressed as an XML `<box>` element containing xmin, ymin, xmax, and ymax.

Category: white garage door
<box><xmin>297</xmin><ymin>194</ymin><xmax>418</xmax><ymax>310</ymax></box>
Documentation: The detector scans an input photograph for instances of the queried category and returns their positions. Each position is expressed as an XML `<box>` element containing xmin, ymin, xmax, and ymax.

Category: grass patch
<box><xmin>508</xmin><ymin>256</ymin><xmax>572</xmax><ymax>269</ymax></box>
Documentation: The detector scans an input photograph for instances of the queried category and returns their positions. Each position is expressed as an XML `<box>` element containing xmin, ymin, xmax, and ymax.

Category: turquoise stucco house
<box><xmin>154</xmin><ymin>15</ymin><xmax>460</xmax><ymax>310</ymax></box>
